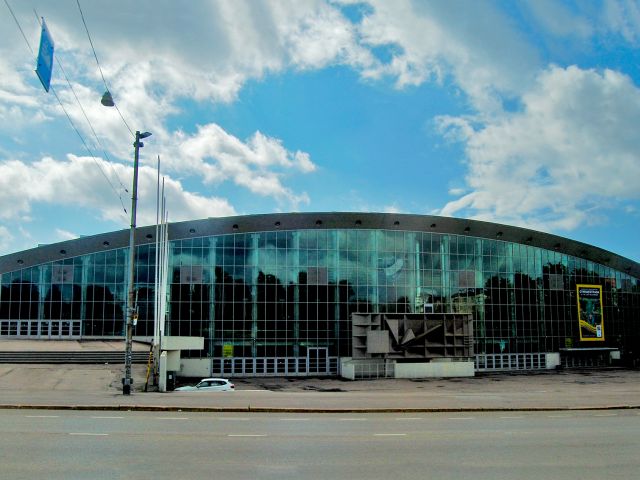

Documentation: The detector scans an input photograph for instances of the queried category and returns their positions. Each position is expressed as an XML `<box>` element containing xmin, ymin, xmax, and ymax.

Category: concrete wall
<box><xmin>180</xmin><ymin>358</ymin><xmax>211</xmax><ymax>378</ymax></box>
<box><xmin>394</xmin><ymin>361</ymin><xmax>474</xmax><ymax>378</ymax></box>
<box><xmin>166</xmin><ymin>350</ymin><xmax>181</xmax><ymax>371</ymax></box>
<box><xmin>162</xmin><ymin>336</ymin><xmax>204</xmax><ymax>351</ymax></box>
<box><xmin>340</xmin><ymin>358</ymin><xmax>355</xmax><ymax>380</ymax></box>
<box><xmin>545</xmin><ymin>353</ymin><xmax>561</xmax><ymax>369</ymax></box>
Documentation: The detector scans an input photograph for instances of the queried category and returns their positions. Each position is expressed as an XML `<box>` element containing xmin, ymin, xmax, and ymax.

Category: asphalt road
<box><xmin>1</xmin><ymin>409</ymin><xmax>639</xmax><ymax>480</ymax></box>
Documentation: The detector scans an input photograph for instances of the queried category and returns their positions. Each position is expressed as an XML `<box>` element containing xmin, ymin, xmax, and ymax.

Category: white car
<box><xmin>174</xmin><ymin>378</ymin><xmax>235</xmax><ymax>392</ymax></box>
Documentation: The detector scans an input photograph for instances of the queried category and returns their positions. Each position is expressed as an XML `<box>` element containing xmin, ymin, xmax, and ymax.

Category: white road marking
<box><xmin>91</xmin><ymin>416</ymin><xmax>124</xmax><ymax>419</ymax></box>
<box><xmin>279</xmin><ymin>418</ymin><xmax>310</xmax><ymax>421</ymax></box>
<box><xmin>156</xmin><ymin>417</ymin><xmax>189</xmax><ymax>420</ymax></box>
<box><xmin>395</xmin><ymin>417</ymin><xmax>423</xmax><ymax>421</ymax></box>
<box><xmin>500</xmin><ymin>416</ymin><xmax>524</xmax><ymax>419</ymax></box>
<box><xmin>69</xmin><ymin>433</ymin><xmax>108</xmax><ymax>436</ymax></box>
<box><xmin>228</xmin><ymin>434</ymin><xmax>267</xmax><ymax>437</ymax></box>
<box><xmin>339</xmin><ymin>418</ymin><xmax>367</xmax><ymax>421</ymax></box>
<box><xmin>219</xmin><ymin>417</ymin><xmax>251</xmax><ymax>421</ymax></box>
<box><xmin>447</xmin><ymin>417</ymin><xmax>474</xmax><ymax>420</ymax></box>
<box><xmin>594</xmin><ymin>413</ymin><xmax>617</xmax><ymax>417</ymax></box>
<box><xmin>548</xmin><ymin>415</ymin><xmax>572</xmax><ymax>418</ymax></box>
<box><xmin>25</xmin><ymin>415</ymin><xmax>59</xmax><ymax>418</ymax></box>
<box><xmin>374</xmin><ymin>433</ymin><xmax>407</xmax><ymax>436</ymax></box>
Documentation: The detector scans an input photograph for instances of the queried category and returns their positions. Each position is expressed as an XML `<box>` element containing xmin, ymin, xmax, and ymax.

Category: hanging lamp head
<box><xmin>101</xmin><ymin>90</ymin><xmax>115</xmax><ymax>107</ymax></box>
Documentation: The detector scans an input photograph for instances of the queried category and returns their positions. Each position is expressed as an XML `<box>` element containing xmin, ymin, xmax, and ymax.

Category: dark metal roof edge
<box><xmin>1</xmin><ymin>212</ymin><xmax>638</xmax><ymax>279</ymax></box>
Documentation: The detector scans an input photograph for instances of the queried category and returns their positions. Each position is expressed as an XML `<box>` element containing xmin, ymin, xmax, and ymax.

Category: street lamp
<box><xmin>122</xmin><ymin>130</ymin><xmax>152</xmax><ymax>395</ymax></box>
<box><xmin>101</xmin><ymin>90</ymin><xmax>115</xmax><ymax>107</ymax></box>
<box><xmin>100</xmin><ymin>93</ymin><xmax>151</xmax><ymax>394</ymax></box>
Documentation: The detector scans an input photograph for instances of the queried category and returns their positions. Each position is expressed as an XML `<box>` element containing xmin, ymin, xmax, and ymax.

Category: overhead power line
<box><xmin>4</xmin><ymin>0</ymin><xmax>129</xmax><ymax>219</ymax></box>
<box><xmin>5</xmin><ymin>0</ymin><xmax>33</xmax><ymax>54</ymax></box>
<box><xmin>76</xmin><ymin>0</ymin><xmax>134</xmax><ymax>138</ymax></box>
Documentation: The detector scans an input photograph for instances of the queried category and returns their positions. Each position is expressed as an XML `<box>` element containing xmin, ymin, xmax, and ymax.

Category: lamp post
<box><xmin>122</xmin><ymin>130</ymin><xmax>152</xmax><ymax>395</ymax></box>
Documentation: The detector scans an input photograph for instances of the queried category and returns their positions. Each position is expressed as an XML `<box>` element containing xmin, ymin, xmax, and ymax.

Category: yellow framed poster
<box><xmin>576</xmin><ymin>284</ymin><xmax>604</xmax><ymax>341</ymax></box>
<box><xmin>222</xmin><ymin>344</ymin><xmax>234</xmax><ymax>358</ymax></box>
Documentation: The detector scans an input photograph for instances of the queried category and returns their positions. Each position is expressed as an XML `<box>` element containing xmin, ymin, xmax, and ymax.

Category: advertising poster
<box><xmin>576</xmin><ymin>284</ymin><xmax>604</xmax><ymax>341</ymax></box>
<box><xmin>222</xmin><ymin>344</ymin><xmax>234</xmax><ymax>358</ymax></box>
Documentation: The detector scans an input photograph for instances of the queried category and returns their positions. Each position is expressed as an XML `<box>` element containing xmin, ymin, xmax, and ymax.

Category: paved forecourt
<box><xmin>1</xmin><ymin>362</ymin><xmax>639</xmax><ymax>412</ymax></box>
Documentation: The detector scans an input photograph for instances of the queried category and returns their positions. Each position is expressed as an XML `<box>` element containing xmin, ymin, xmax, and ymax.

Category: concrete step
<box><xmin>0</xmin><ymin>351</ymin><xmax>150</xmax><ymax>364</ymax></box>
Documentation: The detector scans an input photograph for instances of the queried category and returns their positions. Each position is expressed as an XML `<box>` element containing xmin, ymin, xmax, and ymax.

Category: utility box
<box><xmin>166</xmin><ymin>371</ymin><xmax>176</xmax><ymax>391</ymax></box>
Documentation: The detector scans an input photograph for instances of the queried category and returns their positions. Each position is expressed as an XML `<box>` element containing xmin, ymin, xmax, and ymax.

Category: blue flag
<box><xmin>35</xmin><ymin>18</ymin><xmax>54</xmax><ymax>92</ymax></box>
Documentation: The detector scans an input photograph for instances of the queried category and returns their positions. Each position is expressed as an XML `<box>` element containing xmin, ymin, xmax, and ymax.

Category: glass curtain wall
<box><xmin>1</xmin><ymin>228</ymin><xmax>638</xmax><ymax>362</ymax></box>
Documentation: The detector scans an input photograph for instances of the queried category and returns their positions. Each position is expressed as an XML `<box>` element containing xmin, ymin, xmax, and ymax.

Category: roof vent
<box><xmin>17</xmin><ymin>259</ymin><xmax>24</xmax><ymax>265</ymax></box>
<box><xmin>145</xmin><ymin>234</ymin><xmax>153</xmax><ymax>239</ymax></box>
<box><xmin>315</xmin><ymin>220</ymin><xmax>322</xmax><ymax>226</ymax></box>
<box><xmin>232</xmin><ymin>224</ymin><xmax>239</xmax><ymax>231</ymax></box>
<box><xmin>393</xmin><ymin>221</ymin><xmax>400</xmax><ymax>226</ymax></box>
<box><xmin>274</xmin><ymin>221</ymin><xmax>281</xmax><ymax>227</ymax></box>
<box><xmin>355</xmin><ymin>220</ymin><xmax>362</xmax><ymax>226</ymax></box>
<box><xmin>189</xmin><ymin>228</ymin><xmax>196</xmax><ymax>234</ymax></box>
<box><xmin>59</xmin><ymin>249</ymin><xmax>67</xmax><ymax>255</ymax></box>
<box><xmin>102</xmin><ymin>241</ymin><xmax>110</xmax><ymax>247</ymax></box>
<box><xmin>463</xmin><ymin>226</ymin><xmax>470</xmax><ymax>233</ymax></box>
<box><xmin>430</xmin><ymin>223</ymin><xmax>436</xmax><ymax>228</ymax></box>
<box><xmin>496</xmin><ymin>231</ymin><xmax>503</xmax><ymax>238</ymax></box>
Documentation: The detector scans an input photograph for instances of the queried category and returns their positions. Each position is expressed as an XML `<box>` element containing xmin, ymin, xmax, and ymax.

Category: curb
<box><xmin>1</xmin><ymin>404</ymin><xmax>639</xmax><ymax>413</ymax></box>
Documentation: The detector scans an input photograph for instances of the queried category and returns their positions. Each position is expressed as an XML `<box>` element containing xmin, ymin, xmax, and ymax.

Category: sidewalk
<box><xmin>1</xmin><ymin>363</ymin><xmax>639</xmax><ymax>412</ymax></box>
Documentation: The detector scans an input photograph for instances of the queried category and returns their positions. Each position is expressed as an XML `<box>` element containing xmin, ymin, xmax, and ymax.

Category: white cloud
<box><xmin>354</xmin><ymin>0</ymin><xmax>540</xmax><ymax>113</ymax></box>
<box><xmin>523</xmin><ymin>0</ymin><xmax>593</xmax><ymax>38</ymax></box>
<box><xmin>0</xmin><ymin>226</ymin><xmax>13</xmax><ymax>253</ymax></box>
<box><xmin>170</xmin><ymin>124</ymin><xmax>315</xmax><ymax>207</ymax></box>
<box><xmin>448</xmin><ymin>187</ymin><xmax>466</xmax><ymax>196</ymax></box>
<box><xmin>0</xmin><ymin>154</ymin><xmax>236</xmax><ymax>227</ymax></box>
<box><xmin>438</xmin><ymin>66</ymin><xmax>640</xmax><ymax>232</ymax></box>
<box><xmin>2</xmin><ymin>0</ymin><xmax>639</xmax><ymax>248</ymax></box>
<box><xmin>383</xmin><ymin>204</ymin><xmax>402</xmax><ymax>214</ymax></box>
<box><xmin>54</xmin><ymin>228</ymin><xmax>78</xmax><ymax>241</ymax></box>
<box><xmin>604</xmin><ymin>0</ymin><xmax>640</xmax><ymax>43</ymax></box>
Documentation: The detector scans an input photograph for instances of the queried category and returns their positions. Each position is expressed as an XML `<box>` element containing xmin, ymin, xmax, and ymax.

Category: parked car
<box><xmin>174</xmin><ymin>378</ymin><xmax>235</xmax><ymax>392</ymax></box>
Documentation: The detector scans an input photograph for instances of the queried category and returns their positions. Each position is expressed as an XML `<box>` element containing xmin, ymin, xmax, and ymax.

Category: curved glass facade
<box><xmin>1</xmin><ymin>226</ymin><xmax>639</xmax><ymax>368</ymax></box>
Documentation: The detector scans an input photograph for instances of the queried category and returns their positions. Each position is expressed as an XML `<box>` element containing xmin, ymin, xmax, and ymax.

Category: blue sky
<box><xmin>1</xmin><ymin>0</ymin><xmax>639</xmax><ymax>262</ymax></box>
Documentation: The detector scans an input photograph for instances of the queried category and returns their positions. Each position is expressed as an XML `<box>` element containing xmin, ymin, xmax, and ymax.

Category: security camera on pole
<box><xmin>122</xmin><ymin>130</ymin><xmax>152</xmax><ymax>395</ymax></box>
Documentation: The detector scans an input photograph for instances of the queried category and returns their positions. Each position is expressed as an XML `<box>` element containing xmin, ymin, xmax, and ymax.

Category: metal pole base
<box><xmin>122</xmin><ymin>377</ymin><xmax>132</xmax><ymax>395</ymax></box>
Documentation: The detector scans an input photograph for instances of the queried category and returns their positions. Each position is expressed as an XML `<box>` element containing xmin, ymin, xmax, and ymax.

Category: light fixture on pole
<box><xmin>122</xmin><ymin>130</ymin><xmax>152</xmax><ymax>395</ymax></box>
<box><xmin>101</xmin><ymin>90</ymin><xmax>115</xmax><ymax>107</ymax></box>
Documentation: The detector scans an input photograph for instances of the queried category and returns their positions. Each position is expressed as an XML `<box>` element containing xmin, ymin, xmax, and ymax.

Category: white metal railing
<box><xmin>353</xmin><ymin>360</ymin><xmax>394</xmax><ymax>379</ymax></box>
<box><xmin>475</xmin><ymin>353</ymin><xmax>547</xmax><ymax>371</ymax></box>
<box><xmin>211</xmin><ymin>356</ymin><xmax>339</xmax><ymax>377</ymax></box>
<box><xmin>0</xmin><ymin>320</ymin><xmax>81</xmax><ymax>339</ymax></box>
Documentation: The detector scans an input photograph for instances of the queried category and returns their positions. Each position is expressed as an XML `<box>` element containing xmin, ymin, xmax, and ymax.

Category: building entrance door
<box><xmin>307</xmin><ymin>347</ymin><xmax>329</xmax><ymax>375</ymax></box>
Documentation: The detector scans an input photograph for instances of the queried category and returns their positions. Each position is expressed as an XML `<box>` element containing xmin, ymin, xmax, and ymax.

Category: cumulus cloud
<box><xmin>169</xmin><ymin>124</ymin><xmax>315</xmax><ymax>207</ymax></box>
<box><xmin>523</xmin><ymin>0</ymin><xmax>593</xmax><ymax>39</ymax></box>
<box><xmin>0</xmin><ymin>226</ymin><xmax>13</xmax><ymax>253</ymax></box>
<box><xmin>54</xmin><ymin>228</ymin><xmax>79</xmax><ymax>241</ymax></box>
<box><xmin>2</xmin><ymin>0</ymin><xmax>639</xmax><ymax>250</ymax></box>
<box><xmin>0</xmin><ymin>154</ymin><xmax>236</xmax><ymax>226</ymax></box>
<box><xmin>353</xmin><ymin>0</ymin><xmax>540</xmax><ymax>113</ymax></box>
<box><xmin>438</xmin><ymin>66</ymin><xmax>640</xmax><ymax>231</ymax></box>
<box><xmin>9</xmin><ymin>0</ymin><xmax>376</xmax><ymax>143</ymax></box>
<box><xmin>604</xmin><ymin>0</ymin><xmax>640</xmax><ymax>43</ymax></box>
